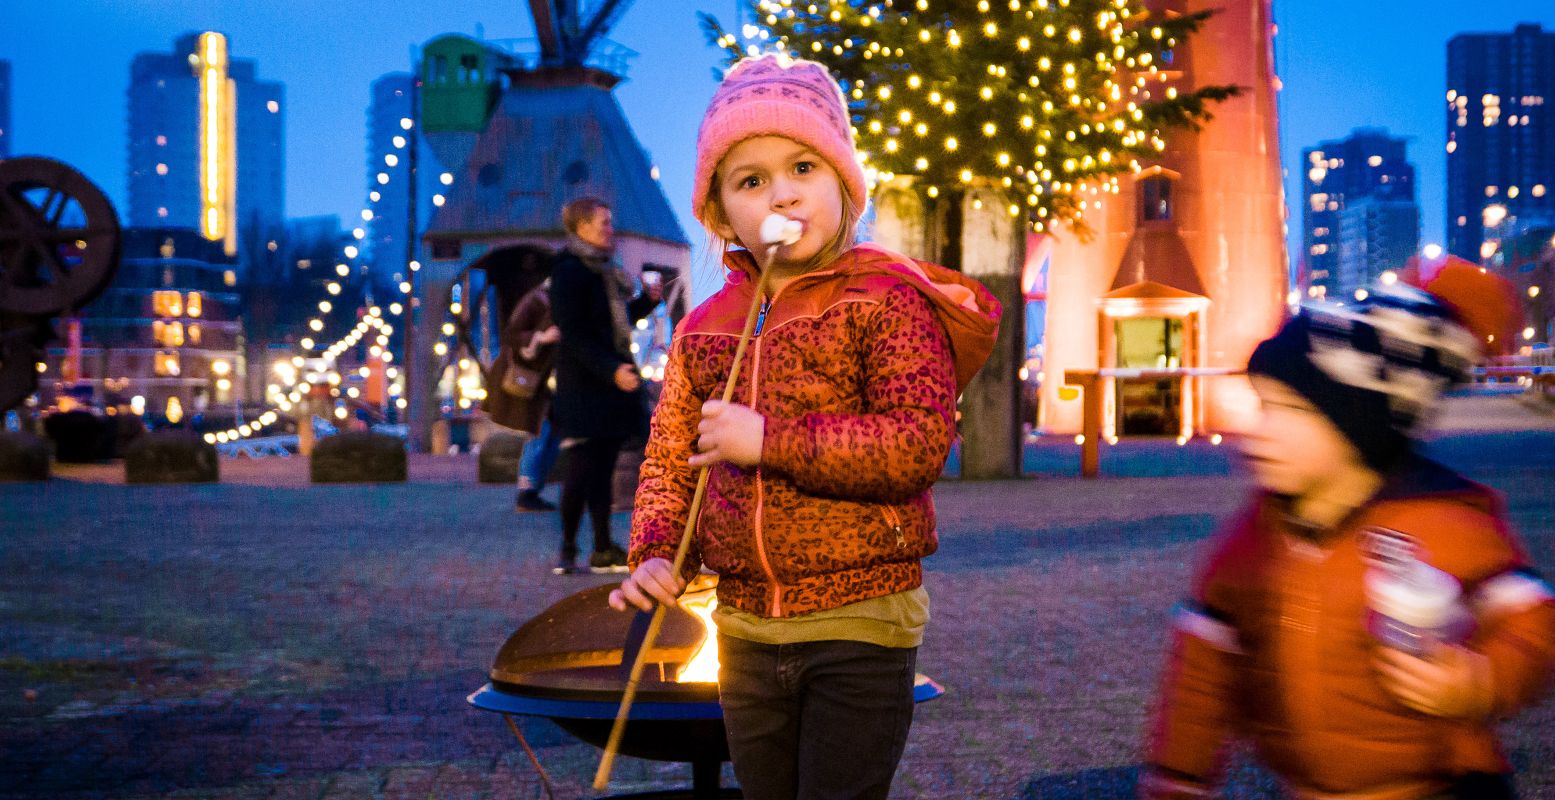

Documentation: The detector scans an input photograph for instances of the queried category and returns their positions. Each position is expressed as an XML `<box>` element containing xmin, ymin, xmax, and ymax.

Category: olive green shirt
<box><xmin>712</xmin><ymin>587</ymin><xmax>930</xmax><ymax>649</ymax></box>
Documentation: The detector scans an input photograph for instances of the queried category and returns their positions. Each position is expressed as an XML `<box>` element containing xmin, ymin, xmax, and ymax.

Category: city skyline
<box><xmin>2</xmin><ymin>1</ymin><xmax>1553</xmax><ymax>273</ymax></box>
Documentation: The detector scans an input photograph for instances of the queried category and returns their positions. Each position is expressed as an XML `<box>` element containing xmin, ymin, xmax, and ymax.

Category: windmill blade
<box><xmin>528</xmin><ymin>0</ymin><xmax>563</xmax><ymax>63</ymax></box>
<box><xmin>575</xmin><ymin>0</ymin><xmax>633</xmax><ymax>58</ymax></box>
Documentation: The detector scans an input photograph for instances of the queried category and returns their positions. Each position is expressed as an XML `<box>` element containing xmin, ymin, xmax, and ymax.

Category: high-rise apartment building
<box><xmin>1334</xmin><ymin>198</ymin><xmax>1421</xmax><ymax>299</ymax></box>
<box><xmin>1446</xmin><ymin>23</ymin><xmax>1555</xmax><ymax>263</ymax></box>
<box><xmin>1300</xmin><ymin>128</ymin><xmax>1418</xmax><ymax>298</ymax></box>
<box><xmin>127</xmin><ymin>33</ymin><xmax>284</xmax><ymax>278</ymax></box>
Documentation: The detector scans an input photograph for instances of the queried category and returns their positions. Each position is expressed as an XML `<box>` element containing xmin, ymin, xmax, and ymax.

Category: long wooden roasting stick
<box><xmin>593</xmin><ymin>214</ymin><xmax>803</xmax><ymax>791</ymax></box>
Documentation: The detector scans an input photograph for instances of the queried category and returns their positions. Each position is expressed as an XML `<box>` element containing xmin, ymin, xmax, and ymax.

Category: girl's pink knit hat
<box><xmin>692</xmin><ymin>54</ymin><xmax>868</xmax><ymax>225</ymax></box>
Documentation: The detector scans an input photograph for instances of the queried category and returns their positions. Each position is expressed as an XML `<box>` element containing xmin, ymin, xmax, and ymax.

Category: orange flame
<box><xmin>674</xmin><ymin>585</ymin><xmax>720</xmax><ymax>683</ymax></box>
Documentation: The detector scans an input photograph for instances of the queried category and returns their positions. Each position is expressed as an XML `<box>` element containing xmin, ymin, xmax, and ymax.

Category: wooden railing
<box><xmin>1061</xmin><ymin>368</ymin><xmax>1242</xmax><ymax>478</ymax></box>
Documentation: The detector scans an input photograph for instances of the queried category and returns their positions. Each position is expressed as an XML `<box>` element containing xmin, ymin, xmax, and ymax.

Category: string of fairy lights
<box><xmin>202</xmin><ymin>116</ymin><xmax>435</xmax><ymax>444</ymax></box>
<box><xmin>706</xmin><ymin>0</ymin><xmax>1236</xmax><ymax>234</ymax></box>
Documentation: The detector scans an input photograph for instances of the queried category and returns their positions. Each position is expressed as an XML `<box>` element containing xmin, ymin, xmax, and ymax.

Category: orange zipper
<box><xmin>881</xmin><ymin>504</ymin><xmax>905</xmax><ymax>548</ymax></box>
<box><xmin>749</xmin><ymin>293</ymin><xmax>783</xmax><ymax>616</ymax></box>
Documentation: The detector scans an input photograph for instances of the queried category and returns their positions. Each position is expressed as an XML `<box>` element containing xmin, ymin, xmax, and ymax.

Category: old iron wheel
<box><xmin>0</xmin><ymin>157</ymin><xmax>121</xmax><ymax>316</ymax></box>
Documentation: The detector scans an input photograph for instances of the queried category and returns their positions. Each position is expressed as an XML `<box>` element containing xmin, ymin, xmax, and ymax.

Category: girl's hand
<box><xmin>608</xmin><ymin>558</ymin><xmax>686</xmax><ymax>612</ymax></box>
<box><xmin>689</xmin><ymin>400</ymin><xmax>765</xmax><ymax>468</ymax></box>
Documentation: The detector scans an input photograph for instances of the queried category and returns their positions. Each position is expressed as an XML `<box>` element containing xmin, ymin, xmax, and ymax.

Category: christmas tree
<box><xmin>702</xmin><ymin>0</ymin><xmax>1238</xmax><ymax>235</ymax></box>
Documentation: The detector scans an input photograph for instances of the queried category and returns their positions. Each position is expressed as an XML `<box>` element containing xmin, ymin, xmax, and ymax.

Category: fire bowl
<box><xmin>468</xmin><ymin>577</ymin><xmax>944</xmax><ymax>797</ymax></box>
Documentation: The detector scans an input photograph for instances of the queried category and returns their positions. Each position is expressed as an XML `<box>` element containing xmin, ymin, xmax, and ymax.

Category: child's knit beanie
<box><xmin>1246</xmin><ymin>263</ymin><xmax>1513</xmax><ymax>470</ymax></box>
<box><xmin>692</xmin><ymin>54</ymin><xmax>867</xmax><ymax>225</ymax></box>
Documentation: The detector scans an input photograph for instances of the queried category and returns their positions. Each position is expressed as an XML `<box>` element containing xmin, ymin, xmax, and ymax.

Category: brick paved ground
<box><xmin>1</xmin><ymin>393</ymin><xmax>1551</xmax><ymax>799</ymax></box>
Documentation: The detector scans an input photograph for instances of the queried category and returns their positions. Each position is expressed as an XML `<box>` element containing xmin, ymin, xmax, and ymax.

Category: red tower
<box><xmin>1041</xmin><ymin>0</ymin><xmax>1288</xmax><ymax>438</ymax></box>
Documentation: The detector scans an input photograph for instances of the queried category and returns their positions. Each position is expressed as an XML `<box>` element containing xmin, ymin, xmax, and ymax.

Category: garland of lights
<box><xmin>204</xmin><ymin>117</ymin><xmax>428</xmax><ymax>445</ymax></box>
<box><xmin>701</xmin><ymin>0</ymin><xmax>1237</xmax><ymax>234</ymax></box>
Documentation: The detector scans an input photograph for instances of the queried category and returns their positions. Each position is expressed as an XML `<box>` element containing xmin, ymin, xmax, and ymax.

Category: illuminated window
<box><xmin>152</xmin><ymin>290</ymin><xmax>183</xmax><ymax>317</ymax></box>
<box><xmin>157</xmin><ymin>207</ymin><xmax>169</xmax><ymax>218</ymax></box>
<box><xmin>154</xmin><ymin>351</ymin><xmax>181</xmax><ymax>377</ymax></box>
<box><xmin>156</xmin><ymin>163</ymin><xmax>168</xmax><ymax>176</ymax></box>
<box><xmin>156</xmin><ymin>135</ymin><xmax>167</xmax><ymax>146</ymax></box>
<box><xmin>1139</xmin><ymin>176</ymin><xmax>1172</xmax><ymax>222</ymax></box>
<box><xmin>223</xmin><ymin>270</ymin><xmax>236</xmax><ymax>287</ymax></box>
<box><xmin>187</xmin><ymin>324</ymin><xmax>202</xmax><ymax>345</ymax></box>
<box><xmin>153</xmin><ymin>320</ymin><xmax>185</xmax><ymax>347</ymax></box>
<box><xmin>267</xmin><ymin>100</ymin><xmax>279</xmax><ymax>113</ymax></box>
<box><xmin>185</xmin><ymin>292</ymin><xmax>203</xmax><ymax>318</ymax></box>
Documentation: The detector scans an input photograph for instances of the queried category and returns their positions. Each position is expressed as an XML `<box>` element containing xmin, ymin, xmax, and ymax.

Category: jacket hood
<box><xmin>722</xmin><ymin>243</ymin><xmax>1002</xmax><ymax>392</ymax></box>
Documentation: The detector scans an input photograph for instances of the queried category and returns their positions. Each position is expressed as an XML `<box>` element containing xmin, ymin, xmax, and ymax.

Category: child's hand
<box><xmin>608</xmin><ymin>557</ymin><xmax>686</xmax><ymax>612</ymax></box>
<box><xmin>688</xmin><ymin>400</ymin><xmax>764</xmax><ymax>468</ymax></box>
<box><xmin>1373</xmin><ymin>644</ymin><xmax>1494</xmax><ymax>719</ymax></box>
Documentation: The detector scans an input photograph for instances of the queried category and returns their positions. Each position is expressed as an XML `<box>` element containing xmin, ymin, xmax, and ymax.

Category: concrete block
<box><xmin>124</xmin><ymin>431</ymin><xmax>219</xmax><ymax>484</ymax></box>
<box><xmin>478</xmin><ymin>431</ymin><xmax>524</xmax><ymax>484</ymax></box>
<box><xmin>0</xmin><ymin>431</ymin><xmax>51</xmax><ymax>481</ymax></box>
<box><xmin>310</xmin><ymin>432</ymin><xmax>407</xmax><ymax>483</ymax></box>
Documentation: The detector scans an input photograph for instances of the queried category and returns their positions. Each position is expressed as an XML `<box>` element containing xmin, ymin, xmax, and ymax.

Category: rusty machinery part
<box><xmin>0</xmin><ymin>157</ymin><xmax>121</xmax><ymax>317</ymax></box>
<box><xmin>0</xmin><ymin>315</ymin><xmax>50</xmax><ymax>412</ymax></box>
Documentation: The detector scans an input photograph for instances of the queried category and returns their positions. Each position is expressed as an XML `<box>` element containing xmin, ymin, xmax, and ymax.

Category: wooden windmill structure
<box><xmin>412</xmin><ymin>0</ymin><xmax>690</xmax><ymax>450</ymax></box>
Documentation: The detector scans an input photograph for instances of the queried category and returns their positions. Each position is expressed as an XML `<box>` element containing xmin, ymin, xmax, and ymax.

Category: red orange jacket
<box><xmin>629</xmin><ymin>244</ymin><xmax>1000</xmax><ymax>618</ymax></box>
<box><xmin>1143</xmin><ymin>460</ymin><xmax>1555</xmax><ymax>799</ymax></box>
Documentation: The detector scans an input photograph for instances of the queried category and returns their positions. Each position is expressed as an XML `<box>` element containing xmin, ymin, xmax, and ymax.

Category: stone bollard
<box><xmin>124</xmin><ymin>430</ymin><xmax>220</xmax><ymax>484</ymax></box>
<box><xmin>0</xmin><ymin>431</ymin><xmax>52</xmax><ymax>481</ymax></box>
<box><xmin>310</xmin><ymin>431</ymin><xmax>407</xmax><ymax>483</ymax></box>
<box><xmin>478</xmin><ymin>431</ymin><xmax>525</xmax><ymax>484</ymax></box>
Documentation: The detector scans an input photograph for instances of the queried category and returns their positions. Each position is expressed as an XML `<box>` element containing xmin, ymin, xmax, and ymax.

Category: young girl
<box><xmin>607</xmin><ymin>55</ymin><xmax>1000</xmax><ymax>799</ymax></box>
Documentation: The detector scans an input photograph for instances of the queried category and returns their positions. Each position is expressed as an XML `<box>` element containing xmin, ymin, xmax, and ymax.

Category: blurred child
<box><xmin>1142</xmin><ymin>266</ymin><xmax>1555</xmax><ymax>800</ymax></box>
<box><xmin>607</xmin><ymin>54</ymin><xmax>1000</xmax><ymax>799</ymax></box>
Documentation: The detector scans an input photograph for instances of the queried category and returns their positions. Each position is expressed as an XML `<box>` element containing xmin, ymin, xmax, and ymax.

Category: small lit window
<box><xmin>185</xmin><ymin>292</ymin><xmax>203</xmax><ymax>318</ymax></box>
<box><xmin>156</xmin><ymin>135</ymin><xmax>167</xmax><ymax>146</ymax></box>
<box><xmin>152</xmin><ymin>290</ymin><xmax>183</xmax><ymax>317</ymax></box>
<box><xmin>1139</xmin><ymin>175</ymin><xmax>1173</xmax><ymax>222</ymax></box>
<box><xmin>154</xmin><ymin>351</ymin><xmax>181</xmax><ymax>377</ymax></box>
<box><xmin>153</xmin><ymin>320</ymin><xmax>185</xmax><ymax>347</ymax></box>
<box><xmin>187</xmin><ymin>324</ymin><xmax>201</xmax><ymax>345</ymax></box>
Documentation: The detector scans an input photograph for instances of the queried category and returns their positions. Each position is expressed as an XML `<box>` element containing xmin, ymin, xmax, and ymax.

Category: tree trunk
<box><xmin>956</xmin><ymin>185</ymin><xmax>1024</xmax><ymax>479</ymax></box>
<box><xmin>872</xmin><ymin>179</ymin><xmax>1024</xmax><ymax>479</ymax></box>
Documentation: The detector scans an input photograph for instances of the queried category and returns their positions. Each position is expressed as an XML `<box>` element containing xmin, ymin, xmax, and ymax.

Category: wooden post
<box><xmin>1064</xmin><ymin>369</ymin><xmax>1101</xmax><ymax>478</ymax></box>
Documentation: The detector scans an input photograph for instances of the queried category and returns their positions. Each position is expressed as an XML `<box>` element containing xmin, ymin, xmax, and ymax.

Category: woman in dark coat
<box><xmin>547</xmin><ymin>197</ymin><xmax>661</xmax><ymax>574</ymax></box>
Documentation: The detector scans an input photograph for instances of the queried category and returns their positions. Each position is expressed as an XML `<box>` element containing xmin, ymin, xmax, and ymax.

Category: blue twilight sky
<box><xmin>3</xmin><ymin>1</ymin><xmax>1553</xmax><ymax>273</ymax></box>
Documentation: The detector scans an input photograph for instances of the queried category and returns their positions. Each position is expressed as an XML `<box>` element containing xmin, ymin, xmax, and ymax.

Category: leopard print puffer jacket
<box><xmin>629</xmin><ymin>245</ymin><xmax>1001</xmax><ymax>618</ymax></box>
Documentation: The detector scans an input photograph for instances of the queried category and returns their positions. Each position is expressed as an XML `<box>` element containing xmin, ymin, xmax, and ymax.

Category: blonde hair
<box><xmin>698</xmin><ymin>173</ymin><xmax>860</xmax><ymax>272</ymax></box>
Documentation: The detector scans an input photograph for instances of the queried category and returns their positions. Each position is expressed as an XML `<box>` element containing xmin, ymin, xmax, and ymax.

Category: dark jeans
<box><xmin>558</xmin><ymin>436</ymin><xmax>624</xmax><ymax>558</ymax></box>
<box><xmin>717</xmin><ymin>634</ymin><xmax>917</xmax><ymax>800</ymax></box>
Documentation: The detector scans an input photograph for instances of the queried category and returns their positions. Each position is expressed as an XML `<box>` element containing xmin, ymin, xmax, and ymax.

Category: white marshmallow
<box><xmin>759</xmin><ymin>213</ymin><xmax>804</xmax><ymax>246</ymax></box>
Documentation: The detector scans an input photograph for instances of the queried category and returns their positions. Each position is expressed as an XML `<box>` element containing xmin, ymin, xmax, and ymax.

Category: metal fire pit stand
<box><xmin>467</xmin><ymin>684</ymin><xmax>736</xmax><ymax>799</ymax></box>
<box><xmin>468</xmin><ymin>674</ymin><xmax>945</xmax><ymax>799</ymax></box>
